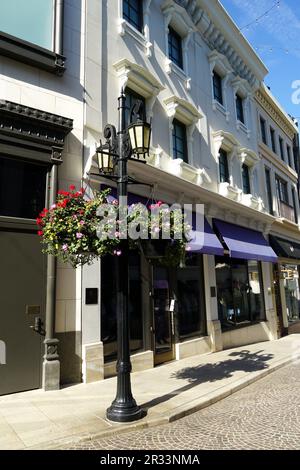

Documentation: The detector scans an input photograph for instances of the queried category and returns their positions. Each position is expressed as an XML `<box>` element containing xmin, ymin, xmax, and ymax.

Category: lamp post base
<box><xmin>106</xmin><ymin>400</ymin><xmax>143</xmax><ymax>423</ymax></box>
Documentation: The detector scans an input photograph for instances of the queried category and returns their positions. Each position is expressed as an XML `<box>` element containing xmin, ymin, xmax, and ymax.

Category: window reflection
<box><xmin>177</xmin><ymin>255</ymin><xmax>206</xmax><ymax>338</ymax></box>
<box><xmin>101</xmin><ymin>252</ymin><xmax>144</xmax><ymax>362</ymax></box>
<box><xmin>0</xmin><ymin>156</ymin><xmax>47</xmax><ymax>219</ymax></box>
<box><xmin>215</xmin><ymin>257</ymin><xmax>265</xmax><ymax>329</ymax></box>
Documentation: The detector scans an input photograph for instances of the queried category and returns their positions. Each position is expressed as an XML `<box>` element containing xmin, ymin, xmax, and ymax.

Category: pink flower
<box><xmin>62</xmin><ymin>244</ymin><xmax>68</xmax><ymax>252</ymax></box>
<box><xmin>79</xmin><ymin>220</ymin><xmax>85</xmax><ymax>225</ymax></box>
<box><xmin>76</xmin><ymin>233</ymin><xmax>83</xmax><ymax>239</ymax></box>
<box><xmin>115</xmin><ymin>231</ymin><xmax>120</xmax><ymax>237</ymax></box>
<box><xmin>51</xmin><ymin>204</ymin><xmax>57</xmax><ymax>209</ymax></box>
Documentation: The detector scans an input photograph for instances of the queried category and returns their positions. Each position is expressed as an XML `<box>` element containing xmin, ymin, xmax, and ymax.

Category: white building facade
<box><xmin>0</xmin><ymin>0</ymin><xmax>299</xmax><ymax>394</ymax></box>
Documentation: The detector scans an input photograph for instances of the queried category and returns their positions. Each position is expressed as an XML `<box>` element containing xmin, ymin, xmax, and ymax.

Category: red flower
<box><xmin>69</xmin><ymin>184</ymin><xmax>76</xmax><ymax>191</ymax></box>
<box><xmin>37</xmin><ymin>230</ymin><xmax>43</xmax><ymax>236</ymax></box>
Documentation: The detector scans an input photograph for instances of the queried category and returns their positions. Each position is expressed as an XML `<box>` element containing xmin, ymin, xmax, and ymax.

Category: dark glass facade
<box><xmin>172</xmin><ymin>119</ymin><xmax>188</xmax><ymax>162</ymax></box>
<box><xmin>219</xmin><ymin>149</ymin><xmax>229</xmax><ymax>183</ymax></box>
<box><xmin>213</xmin><ymin>71</ymin><xmax>223</xmax><ymax>105</ymax></box>
<box><xmin>101</xmin><ymin>252</ymin><xmax>144</xmax><ymax>362</ymax></box>
<box><xmin>0</xmin><ymin>156</ymin><xmax>48</xmax><ymax>219</ymax></box>
<box><xmin>168</xmin><ymin>26</ymin><xmax>183</xmax><ymax>69</ymax></box>
<box><xmin>123</xmin><ymin>0</ymin><xmax>143</xmax><ymax>32</ymax></box>
<box><xmin>215</xmin><ymin>257</ymin><xmax>265</xmax><ymax>330</ymax></box>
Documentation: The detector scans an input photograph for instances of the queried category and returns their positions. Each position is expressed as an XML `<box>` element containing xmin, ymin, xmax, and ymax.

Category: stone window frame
<box><xmin>161</xmin><ymin>0</ymin><xmax>196</xmax><ymax>91</ymax></box>
<box><xmin>213</xmin><ymin>130</ymin><xmax>240</xmax><ymax>188</ymax></box>
<box><xmin>232</xmin><ymin>76</ymin><xmax>252</xmax><ymax>139</ymax></box>
<box><xmin>0</xmin><ymin>0</ymin><xmax>65</xmax><ymax>75</ymax></box>
<box><xmin>113</xmin><ymin>58</ymin><xmax>164</xmax><ymax>123</ymax></box>
<box><xmin>208</xmin><ymin>50</ymin><xmax>233</xmax><ymax>123</ymax></box>
<box><xmin>118</xmin><ymin>0</ymin><xmax>153</xmax><ymax>57</ymax></box>
<box><xmin>237</xmin><ymin>148</ymin><xmax>260</xmax><ymax>197</ymax></box>
<box><xmin>164</xmin><ymin>95</ymin><xmax>202</xmax><ymax>166</ymax></box>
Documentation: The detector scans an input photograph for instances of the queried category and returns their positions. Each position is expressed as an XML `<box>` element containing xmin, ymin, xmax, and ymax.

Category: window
<box><xmin>125</xmin><ymin>88</ymin><xmax>146</xmax><ymax>126</ymax></box>
<box><xmin>0</xmin><ymin>0</ymin><xmax>54</xmax><ymax>50</ymax></box>
<box><xmin>279</xmin><ymin>137</ymin><xmax>285</xmax><ymax>161</ymax></box>
<box><xmin>242</xmin><ymin>164</ymin><xmax>251</xmax><ymax>194</ymax></box>
<box><xmin>0</xmin><ymin>0</ymin><xmax>64</xmax><ymax>75</ymax></box>
<box><xmin>177</xmin><ymin>255</ymin><xmax>206</xmax><ymax>339</ymax></box>
<box><xmin>236</xmin><ymin>94</ymin><xmax>244</xmax><ymax>124</ymax></box>
<box><xmin>270</xmin><ymin>128</ymin><xmax>276</xmax><ymax>154</ymax></box>
<box><xmin>265</xmin><ymin>168</ymin><xmax>274</xmax><ymax>215</ymax></box>
<box><xmin>260</xmin><ymin>117</ymin><xmax>267</xmax><ymax>145</ymax></box>
<box><xmin>101</xmin><ymin>252</ymin><xmax>144</xmax><ymax>362</ymax></box>
<box><xmin>172</xmin><ymin>119</ymin><xmax>188</xmax><ymax>162</ymax></box>
<box><xmin>123</xmin><ymin>0</ymin><xmax>143</xmax><ymax>33</ymax></box>
<box><xmin>213</xmin><ymin>71</ymin><xmax>223</xmax><ymax>105</ymax></box>
<box><xmin>287</xmin><ymin>145</ymin><xmax>292</xmax><ymax>167</ymax></box>
<box><xmin>0</xmin><ymin>156</ymin><xmax>47</xmax><ymax>220</ymax></box>
<box><xmin>219</xmin><ymin>149</ymin><xmax>229</xmax><ymax>184</ymax></box>
<box><xmin>276</xmin><ymin>176</ymin><xmax>289</xmax><ymax>204</ymax></box>
<box><xmin>292</xmin><ymin>188</ymin><xmax>298</xmax><ymax>224</ymax></box>
<box><xmin>168</xmin><ymin>26</ymin><xmax>183</xmax><ymax>69</ymax></box>
<box><xmin>283</xmin><ymin>264</ymin><xmax>300</xmax><ymax>322</ymax></box>
<box><xmin>215</xmin><ymin>257</ymin><xmax>265</xmax><ymax>330</ymax></box>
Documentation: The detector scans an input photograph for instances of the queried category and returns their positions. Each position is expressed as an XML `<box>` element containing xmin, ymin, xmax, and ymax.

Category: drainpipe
<box><xmin>54</xmin><ymin>0</ymin><xmax>64</xmax><ymax>56</ymax></box>
<box><xmin>42</xmin><ymin>159</ymin><xmax>60</xmax><ymax>391</ymax></box>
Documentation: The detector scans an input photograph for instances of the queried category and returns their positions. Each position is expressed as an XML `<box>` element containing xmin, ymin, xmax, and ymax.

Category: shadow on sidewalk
<box><xmin>141</xmin><ymin>350</ymin><xmax>273</xmax><ymax>412</ymax></box>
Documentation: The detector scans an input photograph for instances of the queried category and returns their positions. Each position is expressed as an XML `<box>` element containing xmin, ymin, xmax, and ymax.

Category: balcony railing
<box><xmin>278</xmin><ymin>201</ymin><xmax>296</xmax><ymax>223</ymax></box>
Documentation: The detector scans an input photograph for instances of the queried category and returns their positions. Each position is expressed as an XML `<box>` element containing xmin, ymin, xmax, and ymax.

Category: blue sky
<box><xmin>221</xmin><ymin>0</ymin><xmax>300</xmax><ymax>120</ymax></box>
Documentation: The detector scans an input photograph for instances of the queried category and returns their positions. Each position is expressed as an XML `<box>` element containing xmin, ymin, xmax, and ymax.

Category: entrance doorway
<box><xmin>0</xmin><ymin>155</ymin><xmax>48</xmax><ymax>395</ymax></box>
<box><xmin>0</xmin><ymin>230</ymin><xmax>46</xmax><ymax>395</ymax></box>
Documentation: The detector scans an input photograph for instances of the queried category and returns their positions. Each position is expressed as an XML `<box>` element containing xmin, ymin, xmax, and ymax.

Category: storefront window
<box><xmin>215</xmin><ymin>257</ymin><xmax>265</xmax><ymax>330</ymax></box>
<box><xmin>101</xmin><ymin>252</ymin><xmax>144</xmax><ymax>362</ymax></box>
<box><xmin>0</xmin><ymin>156</ymin><xmax>48</xmax><ymax>220</ymax></box>
<box><xmin>283</xmin><ymin>265</ymin><xmax>300</xmax><ymax>322</ymax></box>
<box><xmin>177</xmin><ymin>255</ymin><xmax>206</xmax><ymax>339</ymax></box>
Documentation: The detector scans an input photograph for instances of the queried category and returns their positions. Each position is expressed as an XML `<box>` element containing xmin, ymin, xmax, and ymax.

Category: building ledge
<box><xmin>0</xmin><ymin>31</ymin><xmax>65</xmax><ymax>76</ymax></box>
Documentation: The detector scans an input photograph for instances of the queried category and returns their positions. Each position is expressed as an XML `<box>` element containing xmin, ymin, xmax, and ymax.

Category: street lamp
<box><xmin>95</xmin><ymin>90</ymin><xmax>151</xmax><ymax>422</ymax></box>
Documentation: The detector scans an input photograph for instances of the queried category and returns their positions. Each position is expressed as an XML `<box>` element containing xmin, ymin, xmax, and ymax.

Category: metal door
<box><xmin>0</xmin><ymin>230</ymin><xmax>45</xmax><ymax>395</ymax></box>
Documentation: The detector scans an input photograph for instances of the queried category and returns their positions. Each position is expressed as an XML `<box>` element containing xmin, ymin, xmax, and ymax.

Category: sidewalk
<box><xmin>1</xmin><ymin>335</ymin><xmax>300</xmax><ymax>450</ymax></box>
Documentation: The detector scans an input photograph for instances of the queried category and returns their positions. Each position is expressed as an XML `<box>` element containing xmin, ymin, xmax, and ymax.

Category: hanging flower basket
<box><xmin>36</xmin><ymin>186</ymin><xmax>120</xmax><ymax>268</ymax></box>
<box><xmin>36</xmin><ymin>188</ymin><xmax>191</xmax><ymax>268</ymax></box>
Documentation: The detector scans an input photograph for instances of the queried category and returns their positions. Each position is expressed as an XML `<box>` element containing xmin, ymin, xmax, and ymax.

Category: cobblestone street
<box><xmin>62</xmin><ymin>361</ymin><xmax>300</xmax><ymax>450</ymax></box>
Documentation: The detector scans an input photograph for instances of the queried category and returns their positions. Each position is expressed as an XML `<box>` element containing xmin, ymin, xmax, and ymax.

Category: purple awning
<box><xmin>213</xmin><ymin>219</ymin><xmax>278</xmax><ymax>263</ymax></box>
<box><xmin>187</xmin><ymin>217</ymin><xmax>224</xmax><ymax>256</ymax></box>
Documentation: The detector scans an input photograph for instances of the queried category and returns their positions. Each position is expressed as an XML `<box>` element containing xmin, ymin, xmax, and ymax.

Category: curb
<box><xmin>31</xmin><ymin>353</ymin><xmax>300</xmax><ymax>450</ymax></box>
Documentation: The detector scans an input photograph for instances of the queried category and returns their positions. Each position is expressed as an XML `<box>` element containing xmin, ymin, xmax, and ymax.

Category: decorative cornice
<box><xmin>113</xmin><ymin>59</ymin><xmax>164</xmax><ymax>97</ymax></box>
<box><xmin>0</xmin><ymin>100</ymin><xmax>73</xmax><ymax>154</ymax></box>
<box><xmin>174</xmin><ymin>0</ymin><xmax>267</xmax><ymax>90</ymax></box>
<box><xmin>164</xmin><ymin>95</ymin><xmax>202</xmax><ymax>125</ymax></box>
<box><xmin>256</xmin><ymin>87</ymin><xmax>297</xmax><ymax>140</ymax></box>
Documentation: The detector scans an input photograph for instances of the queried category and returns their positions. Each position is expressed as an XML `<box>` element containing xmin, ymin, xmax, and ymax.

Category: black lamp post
<box><xmin>95</xmin><ymin>90</ymin><xmax>151</xmax><ymax>422</ymax></box>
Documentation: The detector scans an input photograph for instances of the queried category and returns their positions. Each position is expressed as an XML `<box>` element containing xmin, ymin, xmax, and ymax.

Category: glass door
<box><xmin>152</xmin><ymin>266</ymin><xmax>175</xmax><ymax>365</ymax></box>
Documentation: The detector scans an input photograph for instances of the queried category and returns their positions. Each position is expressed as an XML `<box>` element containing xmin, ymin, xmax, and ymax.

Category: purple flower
<box><xmin>62</xmin><ymin>244</ymin><xmax>68</xmax><ymax>252</ymax></box>
<box><xmin>76</xmin><ymin>233</ymin><xmax>83</xmax><ymax>239</ymax></box>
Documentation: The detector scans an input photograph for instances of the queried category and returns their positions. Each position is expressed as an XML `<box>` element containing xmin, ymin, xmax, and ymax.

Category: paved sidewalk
<box><xmin>0</xmin><ymin>335</ymin><xmax>300</xmax><ymax>450</ymax></box>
